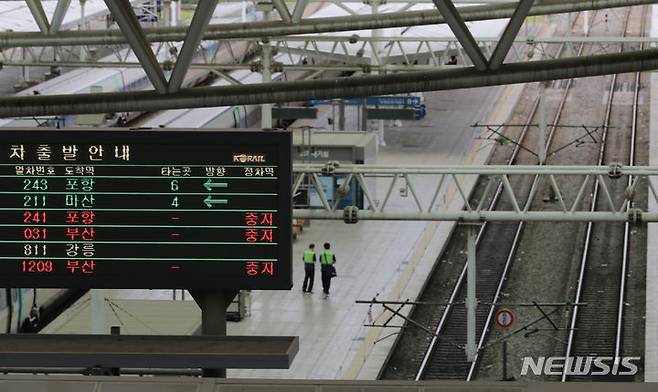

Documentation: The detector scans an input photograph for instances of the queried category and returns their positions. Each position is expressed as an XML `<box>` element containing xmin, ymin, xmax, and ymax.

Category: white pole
<box><xmin>584</xmin><ymin>10</ymin><xmax>589</xmax><ymax>35</ymax></box>
<box><xmin>90</xmin><ymin>289</ymin><xmax>106</xmax><ymax>334</ymax></box>
<box><xmin>21</xmin><ymin>48</ymin><xmax>29</xmax><ymax>83</ymax></box>
<box><xmin>372</xmin><ymin>0</ymin><xmax>386</xmax><ymax>147</ymax></box>
<box><xmin>261</xmin><ymin>9</ymin><xmax>272</xmax><ymax>128</ymax></box>
<box><xmin>262</xmin><ymin>45</ymin><xmax>272</xmax><ymax>128</ymax></box>
<box><xmin>175</xmin><ymin>0</ymin><xmax>181</xmax><ymax>26</ymax></box>
<box><xmin>79</xmin><ymin>0</ymin><xmax>86</xmax><ymax>62</ymax></box>
<box><xmin>538</xmin><ymin>81</ymin><xmax>547</xmax><ymax>164</ymax></box>
<box><xmin>466</xmin><ymin>225</ymin><xmax>477</xmax><ymax>362</ymax></box>
<box><xmin>163</xmin><ymin>0</ymin><xmax>172</xmax><ymax>27</ymax></box>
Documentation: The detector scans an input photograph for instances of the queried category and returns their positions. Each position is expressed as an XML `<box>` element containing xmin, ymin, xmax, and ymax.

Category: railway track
<box><xmin>381</xmin><ymin>8</ymin><xmax>643</xmax><ymax>381</ymax></box>
<box><xmin>561</xmin><ymin>5</ymin><xmax>646</xmax><ymax>382</ymax></box>
<box><xmin>414</xmin><ymin>11</ymin><xmax>597</xmax><ymax>381</ymax></box>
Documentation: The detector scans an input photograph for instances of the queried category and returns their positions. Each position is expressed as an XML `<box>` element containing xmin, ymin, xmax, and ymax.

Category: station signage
<box><xmin>0</xmin><ymin>129</ymin><xmax>292</xmax><ymax>289</ymax></box>
<box><xmin>306</xmin><ymin>96</ymin><xmax>422</xmax><ymax>107</ymax></box>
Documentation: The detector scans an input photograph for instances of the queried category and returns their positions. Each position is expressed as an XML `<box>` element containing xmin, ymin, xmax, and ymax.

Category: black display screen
<box><xmin>0</xmin><ymin>129</ymin><xmax>292</xmax><ymax>289</ymax></box>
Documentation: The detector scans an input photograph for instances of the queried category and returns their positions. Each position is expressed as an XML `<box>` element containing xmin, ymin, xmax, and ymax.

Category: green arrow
<box><xmin>204</xmin><ymin>195</ymin><xmax>228</xmax><ymax>208</ymax></box>
<box><xmin>204</xmin><ymin>179</ymin><xmax>229</xmax><ymax>192</ymax></box>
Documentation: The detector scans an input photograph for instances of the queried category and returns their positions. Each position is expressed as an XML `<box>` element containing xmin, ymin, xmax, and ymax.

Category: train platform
<box><xmin>42</xmin><ymin>81</ymin><xmax>524</xmax><ymax>379</ymax></box>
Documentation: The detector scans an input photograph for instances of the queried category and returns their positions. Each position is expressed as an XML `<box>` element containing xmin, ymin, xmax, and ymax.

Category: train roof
<box><xmin>0</xmin><ymin>0</ymin><xmax>109</xmax><ymax>32</ymax></box>
<box><xmin>293</xmin><ymin>3</ymin><xmax>507</xmax><ymax>60</ymax></box>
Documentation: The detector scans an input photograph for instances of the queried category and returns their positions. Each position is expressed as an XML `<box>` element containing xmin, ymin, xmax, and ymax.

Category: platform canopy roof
<box><xmin>0</xmin><ymin>0</ymin><xmax>657</xmax><ymax>117</ymax></box>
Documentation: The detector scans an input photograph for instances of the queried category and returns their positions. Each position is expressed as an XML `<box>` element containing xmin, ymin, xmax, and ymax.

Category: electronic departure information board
<box><xmin>0</xmin><ymin>129</ymin><xmax>292</xmax><ymax>289</ymax></box>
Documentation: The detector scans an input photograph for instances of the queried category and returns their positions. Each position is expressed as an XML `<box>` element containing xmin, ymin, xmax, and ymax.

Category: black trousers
<box><xmin>321</xmin><ymin>264</ymin><xmax>332</xmax><ymax>294</ymax></box>
<box><xmin>302</xmin><ymin>263</ymin><xmax>315</xmax><ymax>292</ymax></box>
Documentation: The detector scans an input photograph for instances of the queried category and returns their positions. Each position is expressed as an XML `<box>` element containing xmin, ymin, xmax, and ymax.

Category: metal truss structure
<box><xmin>0</xmin><ymin>0</ymin><xmax>657</xmax><ymax>116</ymax></box>
<box><xmin>291</xmin><ymin>164</ymin><xmax>658</xmax><ymax>223</ymax></box>
<box><xmin>3</xmin><ymin>35</ymin><xmax>656</xmax><ymax>74</ymax></box>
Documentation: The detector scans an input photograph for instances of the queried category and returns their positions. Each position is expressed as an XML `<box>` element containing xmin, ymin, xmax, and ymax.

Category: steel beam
<box><xmin>0</xmin><ymin>0</ymin><xmax>519</xmax><ymax>2</ymax></box>
<box><xmin>272</xmin><ymin>0</ymin><xmax>293</xmax><ymax>23</ymax></box>
<box><xmin>291</xmin><ymin>164</ymin><xmax>658</xmax><ymax>175</ymax></box>
<box><xmin>1</xmin><ymin>0</ymin><xmax>655</xmax><ymax>47</ymax></box>
<box><xmin>104</xmin><ymin>0</ymin><xmax>168</xmax><ymax>94</ymax></box>
<box><xmin>0</xmin><ymin>60</ymin><xmax>428</xmax><ymax>72</ymax></box>
<box><xmin>0</xmin><ymin>334</ymin><xmax>299</xmax><ymax>369</ymax></box>
<box><xmin>50</xmin><ymin>0</ymin><xmax>72</xmax><ymax>32</ymax></box>
<box><xmin>1</xmin><ymin>46</ymin><xmax>657</xmax><ymax>117</ymax></box>
<box><xmin>167</xmin><ymin>0</ymin><xmax>219</xmax><ymax>92</ymax></box>
<box><xmin>292</xmin><ymin>210</ymin><xmax>657</xmax><ymax>222</ymax></box>
<box><xmin>25</xmin><ymin>0</ymin><xmax>50</xmax><ymax>34</ymax></box>
<box><xmin>291</xmin><ymin>0</ymin><xmax>309</xmax><ymax>23</ymax></box>
<box><xmin>431</xmin><ymin>0</ymin><xmax>487</xmax><ymax>70</ymax></box>
<box><xmin>2</xmin><ymin>35</ymin><xmax>656</xmax><ymax>71</ymax></box>
<box><xmin>488</xmin><ymin>0</ymin><xmax>534</xmax><ymax>70</ymax></box>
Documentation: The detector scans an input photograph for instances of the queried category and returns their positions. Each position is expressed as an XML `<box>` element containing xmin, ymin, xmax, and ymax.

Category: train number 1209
<box><xmin>21</xmin><ymin>260</ymin><xmax>53</xmax><ymax>273</ymax></box>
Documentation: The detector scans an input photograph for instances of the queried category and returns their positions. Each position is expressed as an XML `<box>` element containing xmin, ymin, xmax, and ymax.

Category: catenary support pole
<box><xmin>339</xmin><ymin>99</ymin><xmax>345</xmax><ymax>130</ymax></box>
<box><xmin>262</xmin><ymin>43</ymin><xmax>273</xmax><ymax>128</ymax></box>
<box><xmin>261</xmin><ymin>6</ymin><xmax>273</xmax><ymax>128</ymax></box>
<box><xmin>90</xmin><ymin>289</ymin><xmax>106</xmax><ymax>334</ymax></box>
<box><xmin>21</xmin><ymin>47</ymin><xmax>29</xmax><ymax>84</ymax></box>
<box><xmin>466</xmin><ymin>224</ymin><xmax>477</xmax><ymax>362</ymax></box>
<box><xmin>538</xmin><ymin>81</ymin><xmax>546</xmax><ymax>164</ymax></box>
<box><xmin>371</xmin><ymin>0</ymin><xmax>386</xmax><ymax>146</ymax></box>
<box><xmin>79</xmin><ymin>0</ymin><xmax>86</xmax><ymax>62</ymax></box>
<box><xmin>162</xmin><ymin>0</ymin><xmax>171</xmax><ymax>27</ymax></box>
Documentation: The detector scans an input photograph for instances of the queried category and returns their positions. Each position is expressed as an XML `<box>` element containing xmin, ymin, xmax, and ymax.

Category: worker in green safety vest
<box><xmin>319</xmin><ymin>242</ymin><xmax>337</xmax><ymax>298</ymax></box>
<box><xmin>302</xmin><ymin>243</ymin><xmax>316</xmax><ymax>293</ymax></box>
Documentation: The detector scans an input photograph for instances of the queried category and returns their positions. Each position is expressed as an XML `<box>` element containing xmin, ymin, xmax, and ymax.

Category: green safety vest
<box><xmin>320</xmin><ymin>250</ymin><xmax>334</xmax><ymax>265</ymax></box>
<box><xmin>303</xmin><ymin>249</ymin><xmax>315</xmax><ymax>263</ymax></box>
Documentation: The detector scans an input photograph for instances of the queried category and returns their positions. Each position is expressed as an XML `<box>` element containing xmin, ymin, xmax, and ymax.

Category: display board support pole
<box><xmin>190</xmin><ymin>289</ymin><xmax>238</xmax><ymax>378</ymax></box>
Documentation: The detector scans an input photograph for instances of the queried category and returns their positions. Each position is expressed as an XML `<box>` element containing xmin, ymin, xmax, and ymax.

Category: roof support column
<box><xmin>104</xmin><ymin>0</ymin><xmax>168</xmax><ymax>93</ymax></box>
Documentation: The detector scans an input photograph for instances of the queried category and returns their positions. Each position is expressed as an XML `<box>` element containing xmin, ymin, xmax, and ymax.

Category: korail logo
<box><xmin>521</xmin><ymin>356</ymin><xmax>640</xmax><ymax>376</ymax></box>
<box><xmin>233</xmin><ymin>154</ymin><xmax>266</xmax><ymax>163</ymax></box>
